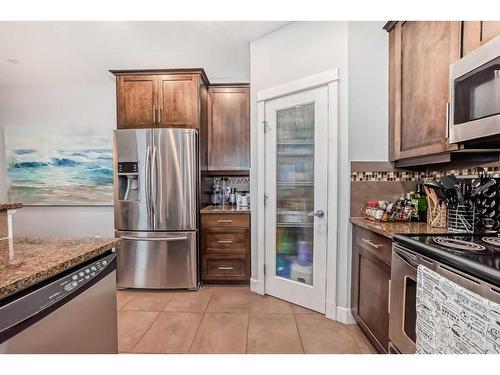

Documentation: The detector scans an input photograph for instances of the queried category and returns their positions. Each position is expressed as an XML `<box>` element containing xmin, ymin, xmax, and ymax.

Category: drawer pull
<box><xmin>361</xmin><ymin>238</ymin><xmax>382</xmax><ymax>249</ymax></box>
<box><xmin>217</xmin><ymin>240</ymin><xmax>234</xmax><ymax>244</ymax></box>
<box><xmin>217</xmin><ymin>220</ymin><xmax>233</xmax><ymax>223</ymax></box>
<box><xmin>218</xmin><ymin>266</ymin><xmax>234</xmax><ymax>270</ymax></box>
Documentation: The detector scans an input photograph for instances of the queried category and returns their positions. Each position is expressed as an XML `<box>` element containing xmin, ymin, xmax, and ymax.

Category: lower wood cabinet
<box><xmin>351</xmin><ymin>224</ymin><xmax>392</xmax><ymax>353</ymax></box>
<box><xmin>201</xmin><ymin>213</ymin><xmax>250</xmax><ymax>282</ymax></box>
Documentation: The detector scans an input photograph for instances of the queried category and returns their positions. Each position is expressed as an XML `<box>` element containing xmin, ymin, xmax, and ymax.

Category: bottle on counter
<box><xmin>410</xmin><ymin>184</ymin><xmax>428</xmax><ymax>222</ymax></box>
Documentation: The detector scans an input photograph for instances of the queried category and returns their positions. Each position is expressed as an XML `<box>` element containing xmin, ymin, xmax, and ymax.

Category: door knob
<box><xmin>307</xmin><ymin>210</ymin><xmax>324</xmax><ymax>218</ymax></box>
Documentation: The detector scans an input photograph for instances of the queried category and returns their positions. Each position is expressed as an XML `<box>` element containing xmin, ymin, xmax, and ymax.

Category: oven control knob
<box><xmin>72</xmin><ymin>275</ymin><xmax>78</xmax><ymax>280</ymax></box>
<box><xmin>85</xmin><ymin>269</ymin><xmax>90</xmax><ymax>274</ymax></box>
<box><xmin>72</xmin><ymin>281</ymin><xmax>78</xmax><ymax>287</ymax></box>
<box><xmin>102</xmin><ymin>260</ymin><xmax>108</xmax><ymax>266</ymax></box>
<box><xmin>91</xmin><ymin>266</ymin><xmax>97</xmax><ymax>271</ymax></box>
<box><xmin>78</xmin><ymin>272</ymin><xmax>84</xmax><ymax>277</ymax></box>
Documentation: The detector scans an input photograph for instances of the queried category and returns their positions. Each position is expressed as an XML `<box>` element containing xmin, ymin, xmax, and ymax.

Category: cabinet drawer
<box><xmin>202</xmin><ymin>214</ymin><xmax>249</xmax><ymax>228</ymax></box>
<box><xmin>205</xmin><ymin>229</ymin><xmax>248</xmax><ymax>254</ymax></box>
<box><xmin>353</xmin><ymin>225</ymin><xmax>391</xmax><ymax>265</ymax></box>
<box><xmin>204</xmin><ymin>256</ymin><xmax>248</xmax><ymax>280</ymax></box>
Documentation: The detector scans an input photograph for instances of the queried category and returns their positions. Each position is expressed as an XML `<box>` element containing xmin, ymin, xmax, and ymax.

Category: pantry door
<box><xmin>264</xmin><ymin>86</ymin><xmax>328</xmax><ymax>313</ymax></box>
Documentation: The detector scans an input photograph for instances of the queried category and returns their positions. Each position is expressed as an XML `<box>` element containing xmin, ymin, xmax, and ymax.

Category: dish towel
<box><xmin>416</xmin><ymin>265</ymin><xmax>500</xmax><ymax>354</ymax></box>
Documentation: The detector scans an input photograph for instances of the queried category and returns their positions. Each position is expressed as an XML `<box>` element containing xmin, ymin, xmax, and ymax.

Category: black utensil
<box><xmin>441</xmin><ymin>175</ymin><xmax>465</xmax><ymax>206</ymax></box>
<box><xmin>472</xmin><ymin>178</ymin><xmax>496</xmax><ymax>197</ymax></box>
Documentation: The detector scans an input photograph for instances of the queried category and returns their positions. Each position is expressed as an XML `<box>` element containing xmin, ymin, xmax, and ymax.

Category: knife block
<box><xmin>427</xmin><ymin>200</ymin><xmax>447</xmax><ymax>228</ymax></box>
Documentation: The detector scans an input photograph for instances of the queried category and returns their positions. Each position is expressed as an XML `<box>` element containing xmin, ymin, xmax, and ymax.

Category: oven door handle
<box><xmin>394</xmin><ymin>249</ymin><xmax>418</xmax><ymax>269</ymax></box>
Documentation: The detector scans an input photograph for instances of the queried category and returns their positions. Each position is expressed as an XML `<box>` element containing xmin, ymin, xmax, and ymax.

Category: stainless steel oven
<box><xmin>389</xmin><ymin>243</ymin><xmax>500</xmax><ymax>354</ymax></box>
<box><xmin>449</xmin><ymin>35</ymin><xmax>500</xmax><ymax>143</ymax></box>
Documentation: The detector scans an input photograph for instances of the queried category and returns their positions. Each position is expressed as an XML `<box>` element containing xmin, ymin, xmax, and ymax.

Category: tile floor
<box><xmin>117</xmin><ymin>285</ymin><xmax>377</xmax><ymax>354</ymax></box>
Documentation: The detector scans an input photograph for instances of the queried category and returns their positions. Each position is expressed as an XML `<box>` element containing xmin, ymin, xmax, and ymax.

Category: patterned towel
<box><xmin>416</xmin><ymin>265</ymin><xmax>500</xmax><ymax>354</ymax></box>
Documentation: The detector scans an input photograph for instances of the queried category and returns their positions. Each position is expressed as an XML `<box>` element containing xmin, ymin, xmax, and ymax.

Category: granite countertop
<box><xmin>201</xmin><ymin>205</ymin><xmax>250</xmax><ymax>214</ymax></box>
<box><xmin>0</xmin><ymin>237</ymin><xmax>120</xmax><ymax>300</ymax></box>
<box><xmin>0</xmin><ymin>202</ymin><xmax>23</xmax><ymax>211</ymax></box>
<box><xmin>350</xmin><ymin>217</ymin><xmax>449</xmax><ymax>239</ymax></box>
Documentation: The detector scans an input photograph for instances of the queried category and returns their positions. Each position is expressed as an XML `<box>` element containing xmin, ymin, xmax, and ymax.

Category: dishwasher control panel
<box><xmin>47</xmin><ymin>253</ymin><xmax>115</xmax><ymax>308</ymax></box>
<box><xmin>0</xmin><ymin>252</ymin><xmax>116</xmax><ymax>333</ymax></box>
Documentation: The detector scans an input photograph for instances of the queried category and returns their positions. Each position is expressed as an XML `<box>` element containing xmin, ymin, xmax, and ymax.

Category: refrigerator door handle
<box><xmin>120</xmin><ymin>236</ymin><xmax>188</xmax><ymax>242</ymax></box>
<box><xmin>145</xmin><ymin>145</ymin><xmax>152</xmax><ymax>216</ymax></box>
<box><xmin>151</xmin><ymin>145</ymin><xmax>159</xmax><ymax>220</ymax></box>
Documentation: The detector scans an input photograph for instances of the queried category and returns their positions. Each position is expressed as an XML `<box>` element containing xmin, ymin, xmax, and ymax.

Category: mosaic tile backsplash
<box><xmin>351</xmin><ymin>166</ymin><xmax>500</xmax><ymax>182</ymax></box>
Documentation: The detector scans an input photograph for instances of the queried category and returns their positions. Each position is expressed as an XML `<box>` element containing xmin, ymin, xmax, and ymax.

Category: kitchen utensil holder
<box><xmin>427</xmin><ymin>202</ymin><xmax>447</xmax><ymax>228</ymax></box>
<box><xmin>447</xmin><ymin>205</ymin><xmax>478</xmax><ymax>233</ymax></box>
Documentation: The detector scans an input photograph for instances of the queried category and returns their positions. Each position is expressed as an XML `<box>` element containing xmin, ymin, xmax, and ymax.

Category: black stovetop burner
<box><xmin>395</xmin><ymin>233</ymin><xmax>500</xmax><ymax>283</ymax></box>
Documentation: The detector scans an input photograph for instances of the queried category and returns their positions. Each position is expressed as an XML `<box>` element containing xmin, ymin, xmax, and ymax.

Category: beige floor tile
<box><xmin>249</xmin><ymin>295</ymin><xmax>293</xmax><ymax>314</ymax></box>
<box><xmin>346</xmin><ymin>324</ymin><xmax>377</xmax><ymax>354</ymax></box>
<box><xmin>295</xmin><ymin>314</ymin><xmax>361</xmax><ymax>354</ymax></box>
<box><xmin>206</xmin><ymin>287</ymin><xmax>251</xmax><ymax>313</ymax></box>
<box><xmin>190</xmin><ymin>313</ymin><xmax>249</xmax><ymax>354</ymax></box>
<box><xmin>117</xmin><ymin>311</ymin><xmax>160</xmax><ymax>352</ymax></box>
<box><xmin>116</xmin><ymin>291</ymin><xmax>135</xmax><ymax>310</ymax></box>
<box><xmin>247</xmin><ymin>313</ymin><xmax>303</xmax><ymax>354</ymax></box>
<box><xmin>163</xmin><ymin>290</ymin><xmax>212</xmax><ymax>312</ymax></box>
<box><xmin>121</xmin><ymin>291</ymin><xmax>173</xmax><ymax>311</ymax></box>
<box><xmin>291</xmin><ymin>304</ymin><xmax>320</xmax><ymax>315</ymax></box>
<box><xmin>133</xmin><ymin>312</ymin><xmax>203</xmax><ymax>353</ymax></box>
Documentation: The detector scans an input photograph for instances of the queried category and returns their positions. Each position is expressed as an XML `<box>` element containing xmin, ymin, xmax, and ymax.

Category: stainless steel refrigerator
<box><xmin>113</xmin><ymin>128</ymin><xmax>198</xmax><ymax>289</ymax></box>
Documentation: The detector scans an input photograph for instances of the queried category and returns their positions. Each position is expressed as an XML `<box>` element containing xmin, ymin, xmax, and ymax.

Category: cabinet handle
<box><xmin>361</xmin><ymin>238</ymin><xmax>382</xmax><ymax>249</ymax></box>
<box><xmin>217</xmin><ymin>220</ymin><xmax>233</xmax><ymax>223</ymax></box>
<box><xmin>159</xmin><ymin>108</ymin><xmax>162</xmax><ymax>124</ymax></box>
<box><xmin>218</xmin><ymin>266</ymin><xmax>234</xmax><ymax>270</ymax></box>
<box><xmin>217</xmin><ymin>240</ymin><xmax>233</xmax><ymax>244</ymax></box>
<box><xmin>445</xmin><ymin>102</ymin><xmax>450</xmax><ymax>139</ymax></box>
<box><xmin>152</xmin><ymin>106</ymin><xmax>156</xmax><ymax>123</ymax></box>
<box><xmin>388</xmin><ymin>279</ymin><xmax>391</xmax><ymax>315</ymax></box>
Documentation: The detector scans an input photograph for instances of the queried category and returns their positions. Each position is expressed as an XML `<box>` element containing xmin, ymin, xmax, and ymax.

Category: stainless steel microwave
<box><xmin>449</xmin><ymin>35</ymin><xmax>500</xmax><ymax>144</ymax></box>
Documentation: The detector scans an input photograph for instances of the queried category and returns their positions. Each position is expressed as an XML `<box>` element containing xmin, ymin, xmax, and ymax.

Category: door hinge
<box><xmin>264</xmin><ymin>194</ymin><xmax>269</xmax><ymax>206</ymax></box>
<box><xmin>263</xmin><ymin>120</ymin><xmax>271</xmax><ymax>134</ymax></box>
<box><xmin>263</xmin><ymin>264</ymin><xmax>266</xmax><ymax>275</ymax></box>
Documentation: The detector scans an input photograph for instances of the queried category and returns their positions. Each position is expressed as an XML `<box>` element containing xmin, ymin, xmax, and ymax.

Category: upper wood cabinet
<box><xmin>207</xmin><ymin>85</ymin><xmax>250</xmax><ymax>173</ymax></box>
<box><xmin>158</xmin><ymin>74</ymin><xmax>199</xmax><ymax>127</ymax></box>
<box><xmin>116</xmin><ymin>75</ymin><xmax>157</xmax><ymax>128</ymax></box>
<box><xmin>111</xmin><ymin>69</ymin><xmax>209</xmax><ymax>129</ymax></box>
<box><xmin>463</xmin><ymin>21</ymin><xmax>500</xmax><ymax>56</ymax></box>
<box><xmin>387</xmin><ymin>21</ymin><xmax>461</xmax><ymax>162</ymax></box>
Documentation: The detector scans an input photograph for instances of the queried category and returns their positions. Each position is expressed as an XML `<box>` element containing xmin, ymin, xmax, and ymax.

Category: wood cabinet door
<box><xmin>157</xmin><ymin>74</ymin><xmax>199</xmax><ymax>128</ymax></box>
<box><xmin>389</xmin><ymin>21</ymin><xmax>461</xmax><ymax>161</ymax></box>
<box><xmin>352</xmin><ymin>241</ymin><xmax>391</xmax><ymax>353</ymax></box>
<box><xmin>117</xmin><ymin>75</ymin><xmax>157</xmax><ymax>128</ymax></box>
<box><xmin>463</xmin><ymin>21</ymin><xmax>500</xmax><ymax>56</ymax></box>
<box><xmin>207</xmin><ymin>87</ymin><xmax>250</xmax><ymax>171</ymax></box>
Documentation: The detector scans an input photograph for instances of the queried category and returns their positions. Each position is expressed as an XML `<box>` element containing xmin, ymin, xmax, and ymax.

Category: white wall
<box><xmin>250</xmin><ymin>21</ymin><xmax>350</xmax><ymax>319</ymax></box>
<box><xmin>249</xmin><ymin>21</ymin><xmax>388</xmax><ymax>323</ymax></box>
<box><xmin>348</xmin><ymin>21</ymin><xmax>388</xmax><ymax>161</ymax></box>
<box><xmin>0</xmin><ymin>83</ymin><xmax>116</xmax><ymax>237</ymax></box>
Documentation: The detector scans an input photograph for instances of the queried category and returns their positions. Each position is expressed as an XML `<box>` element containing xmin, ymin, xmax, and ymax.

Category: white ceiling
<box><xmin>0</xmin><ymin>21</ymin><xmax>288</xmax><ymax>86</ymax></box>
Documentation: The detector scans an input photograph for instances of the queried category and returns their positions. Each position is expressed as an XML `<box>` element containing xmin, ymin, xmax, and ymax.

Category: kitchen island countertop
<box><xmin>0</xmin><ymin>237</ymin><xmax>120</xmax><ymax>300</ymax></box>
<box><xmin>350</xmin><ymin>217</ymin><xmax>449</xmax><ymax>239</ymax></box>
<box><xmin>201</xmin><ymin>205</ymin><xmax>250</xmax><ymax>214</ymax></box>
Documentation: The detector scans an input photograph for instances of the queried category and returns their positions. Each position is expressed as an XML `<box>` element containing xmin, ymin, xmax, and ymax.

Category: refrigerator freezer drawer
<box><xmin>116</xmin><ymin>231</ymin><xmax>198</xmax><ymax>289</ymax></box>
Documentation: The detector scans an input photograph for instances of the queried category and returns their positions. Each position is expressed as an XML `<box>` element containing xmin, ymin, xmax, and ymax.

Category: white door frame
<box><xmin>251</xmin><ymin>68</ymin><xmax>340</xmax><ymax>320</ymax></box>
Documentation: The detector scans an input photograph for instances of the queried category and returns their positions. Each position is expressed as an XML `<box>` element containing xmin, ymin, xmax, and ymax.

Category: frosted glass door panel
<box><xmin>275</xmin><ymin>104</ymin><xmax>314</xmax><ymax>285</ymax></box>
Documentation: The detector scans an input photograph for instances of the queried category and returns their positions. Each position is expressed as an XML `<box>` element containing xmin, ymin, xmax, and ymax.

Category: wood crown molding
<box><xmin>109</xmin><ymin>68</ymin><xmax>210</xmax><ymax>85</ymax></box>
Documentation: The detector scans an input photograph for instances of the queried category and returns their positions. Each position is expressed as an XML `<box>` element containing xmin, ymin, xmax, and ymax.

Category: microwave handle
<box><xmin>445</xmin><ymin>102</ymin><xmax>450</xmax><ymax>139</ymax></box>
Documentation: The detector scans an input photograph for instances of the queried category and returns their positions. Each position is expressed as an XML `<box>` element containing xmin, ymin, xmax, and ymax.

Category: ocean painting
<box><xmin>4</xmin><ymin>127</ymin><xmax>113</xmax><ymax>205</ymax></box>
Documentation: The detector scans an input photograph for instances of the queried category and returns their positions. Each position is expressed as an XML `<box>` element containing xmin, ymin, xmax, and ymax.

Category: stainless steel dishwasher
<box><xmin>0</xmin><ymin>252</ymin><xmax>117</xmax><ymax>354</ymax></box>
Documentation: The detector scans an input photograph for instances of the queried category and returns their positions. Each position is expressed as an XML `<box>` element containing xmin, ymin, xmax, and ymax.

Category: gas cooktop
<box><xmin>393</xmin><ymin>233</ymin><xmax>500</xmax><ymax>286</ymax></box>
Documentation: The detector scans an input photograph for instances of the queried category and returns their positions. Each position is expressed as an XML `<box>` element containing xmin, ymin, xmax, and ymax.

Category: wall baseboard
<box><xmin>336</xmin><ymin>306</ymin><xmax>356</xmax><ymax>324</ymax></box>
<box><xmin>250</xmin><ymin>278</ymin><xmax>264</xmax><ymax>295</ymax></box>
<box><xmin>325</xmin><ymin>300</ymin><xmax>337</xmax><ymax>321</ymax></box>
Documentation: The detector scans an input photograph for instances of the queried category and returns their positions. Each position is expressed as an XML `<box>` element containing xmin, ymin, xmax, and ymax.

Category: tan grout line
<box><xmin>292</xmin><ymin>311</ymin><xmax>306</xmax><ymax>354</ymax></box>
<box><xmin>186</xmin><ymin>290</ymin><xmax>214</xmax><ymax>353</ymax></box>
<box><xmin>129</xmin><ymin>311</ymin><xmax>162</xmax><ymax>354</ymax></box>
